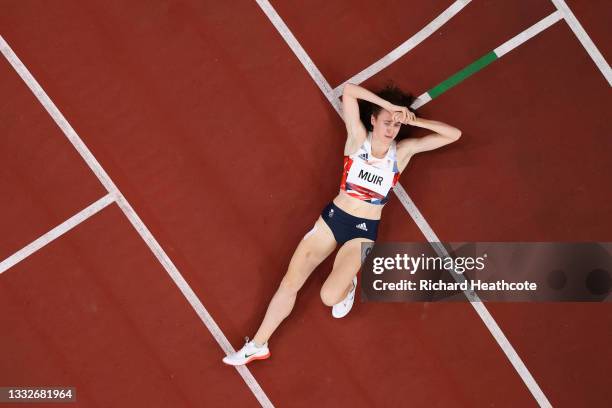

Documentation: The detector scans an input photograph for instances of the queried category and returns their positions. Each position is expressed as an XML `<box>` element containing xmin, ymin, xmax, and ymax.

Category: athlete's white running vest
<box><xmin>340</xmin><ymin>132</ymin><xmax>400</xmax><ymax>205</ymax></box>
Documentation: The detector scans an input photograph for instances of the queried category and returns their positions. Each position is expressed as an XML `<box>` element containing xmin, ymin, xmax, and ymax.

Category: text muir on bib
<box><xmin>346</xmin><ymin>159</ymin><xmax>395</xmax><ymax>196</ymax></box>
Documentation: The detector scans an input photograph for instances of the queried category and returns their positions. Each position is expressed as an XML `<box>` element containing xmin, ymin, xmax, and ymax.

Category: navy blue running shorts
<box><xmin>321</xmin><ymin>202</ymin><xmax>379</xmax><ymax>245</ymax></box>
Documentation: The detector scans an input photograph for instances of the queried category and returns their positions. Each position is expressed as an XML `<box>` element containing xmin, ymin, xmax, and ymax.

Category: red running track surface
<box><xmin>1</xmin><ymin>0</ymin><xmax>611</xmax><ymax>406</ymax></box>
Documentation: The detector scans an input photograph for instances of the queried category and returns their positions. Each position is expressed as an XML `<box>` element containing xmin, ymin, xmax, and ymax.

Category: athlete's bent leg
<box><xmin>253</xmin><ymin>216</ymin><xmax>336</xmax><ymax>345</ymax></box>
<box><xmin>320</xmin><ymin>238</ymin><xmax>371</xmax><ymax>307</ymax></box>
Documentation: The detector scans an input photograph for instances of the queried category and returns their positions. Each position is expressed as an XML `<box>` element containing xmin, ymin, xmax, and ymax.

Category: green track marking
<box><xmin>428</xmin><ymin>51</ymin><xmax>498</xmax><ymax>99</ymax></box>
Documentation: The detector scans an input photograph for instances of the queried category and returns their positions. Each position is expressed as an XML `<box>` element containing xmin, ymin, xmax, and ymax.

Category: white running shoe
<box><xmin>332</xmin><ymin>276</ymin><xmax>357</xmax><ymax>318</ymax></box>
<box><xmin>222</xmin><ymin>337</ymin><xmax>270</xmax><ymax>366</ymax></box>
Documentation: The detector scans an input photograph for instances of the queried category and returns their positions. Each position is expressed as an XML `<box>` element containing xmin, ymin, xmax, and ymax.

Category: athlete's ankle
<box><xmin>252</xmin><ymin>336</ymin><xmax>267</xmax><ymax>348</ymax></box>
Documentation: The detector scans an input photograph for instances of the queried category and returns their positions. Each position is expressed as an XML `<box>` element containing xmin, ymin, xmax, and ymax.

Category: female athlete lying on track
<box><xmin>223</xmin><ymin>82</ymin><xmax>462</xmax><ymax>366</ymax></box>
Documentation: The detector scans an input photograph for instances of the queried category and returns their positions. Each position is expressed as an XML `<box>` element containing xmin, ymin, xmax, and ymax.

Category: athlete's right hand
<box><xmin>388</xmin><ymin>104</ymin><xmax>415</xmax><ymax>125</ymax></box>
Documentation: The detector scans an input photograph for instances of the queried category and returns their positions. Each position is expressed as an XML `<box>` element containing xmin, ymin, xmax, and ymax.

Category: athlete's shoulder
<box><xmin>394</xmin><ymin>138</ymin><xmax>411</xmax><ymax>160</ymax></box>
<box><xmin>394</xmin><ymin>139</ymin><xmax>415</xmax><ymax>173</ymax></box>
<box><xmin>396</xmin><ymin>138</ymin><xmax>415</xmax><ymax>154</ymax></box>
<box><xmin>344</xmin><ymin>131</ymin><xmax>370</xmax><ymax>156</ymax></box>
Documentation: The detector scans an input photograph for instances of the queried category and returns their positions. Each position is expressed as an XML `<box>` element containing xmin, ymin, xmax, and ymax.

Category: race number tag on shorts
<box><xmin>346</xmin><ymin>159</ymin><xmax>395</xmax><ymax>196</ymax></box>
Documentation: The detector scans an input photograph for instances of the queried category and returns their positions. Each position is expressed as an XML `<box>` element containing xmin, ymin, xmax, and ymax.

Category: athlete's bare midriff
<box><xmin>332</xmin><ymin>189</ymin><xmax>385</xmax><ymax>220</ymax></box>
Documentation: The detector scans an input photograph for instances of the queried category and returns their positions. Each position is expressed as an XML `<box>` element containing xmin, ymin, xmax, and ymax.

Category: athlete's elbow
<box><xmin>343</xmin><ymin>82</ymin><xmax>357</xmax><ymax>96</ymax></box>
<box><xmin>451</xmin><ymin>129</ymin><xmax>462</xmax><ymax>141</ymax></box>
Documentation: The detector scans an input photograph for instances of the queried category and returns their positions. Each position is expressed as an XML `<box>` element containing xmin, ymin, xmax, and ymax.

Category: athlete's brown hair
<box><xmin>359</xmin><ymin>81</ymin><xmax>415</xmax><ymax>140</ymax></box>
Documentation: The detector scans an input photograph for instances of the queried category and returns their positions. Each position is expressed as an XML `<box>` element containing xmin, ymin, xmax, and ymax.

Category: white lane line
<box><xmin>412</xmin><ymin>11</ymin><xmax>563</xmax><ymax>110</ymax></box>
<box><xmin>330</xmin><ymin>0</ymin><xmax>472</xmax><ymax>99</ymax></box>
<box><xmin>254</xmin><ymin>0</ymin><xmax>340</xmax><ymax>114</ymax></box>
<box><xmin>494</xmin><ymin>11</ymin><xmax>563</xmax><ymax>58</ymax></box>
<box><xmin>411</xmin><ymin>93</ymin><xmax>432</xmax><ymax>111</ymax></box>
<box><xmin>0</xmin><ymin>194</ymin><xmax>116</xmax><ymax>274</ymax></box>
<box><xmin>392</xmin><ymin>184</ymin><xmax>552</xmax><ymax>408</ymax></box>
<box><xmin>0</xmin><ymin>35</ymin><xmax>274</xmax><ymax>408</ymax></box>
<box><xmin>255</xmin><ymin>3</ymin><xmax>551</xmax><ymax>407</ymax></box>
<box><xmin>111</xmin><ymin>194</ymin><xmax>274</xmax><ymax>407</ymax></box>
<box><xmin>550</xmin><ymin>0</ymin><xmax>612</xmax><ymax>86</ymax></box>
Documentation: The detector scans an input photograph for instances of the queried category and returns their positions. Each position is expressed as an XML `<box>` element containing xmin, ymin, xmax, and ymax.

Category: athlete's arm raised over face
<box><xmin>341</xmin><ymin>83</ymin><xmax>396</xmax><ymax>155</ymax></box>
<box><xmin>396</xmin><ymin>115</ymin><xmax>462</xmax><ymax>171</ymax></box>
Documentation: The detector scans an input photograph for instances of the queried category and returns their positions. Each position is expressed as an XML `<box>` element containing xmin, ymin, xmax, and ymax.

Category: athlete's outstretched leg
<box><xmin>253</xmin><ymin>216</ymin><xmax>336</xmax><ymax>345</ymax></box>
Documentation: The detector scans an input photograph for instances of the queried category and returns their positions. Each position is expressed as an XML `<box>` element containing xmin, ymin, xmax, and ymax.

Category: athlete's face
<box><xmin>371</xmin><ymin>110</ymin><xmax>401</xmax><ymax>141</ymax></box>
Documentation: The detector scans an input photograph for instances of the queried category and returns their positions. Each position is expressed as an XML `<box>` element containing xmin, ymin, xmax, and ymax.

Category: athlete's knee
<box><xmin>270</xmin><ymin>284</ymin><xmax>297</xmax><ymax>314</ymax></box>
<box><xmin>320</xmin><ymin>286</ymin><xmax>340</xmax><ymax>307</ymax></box>
<box><xmin>278</xmin><ymin>274</ymin><xmax>303</xmax><ymax>294</ymax></box>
